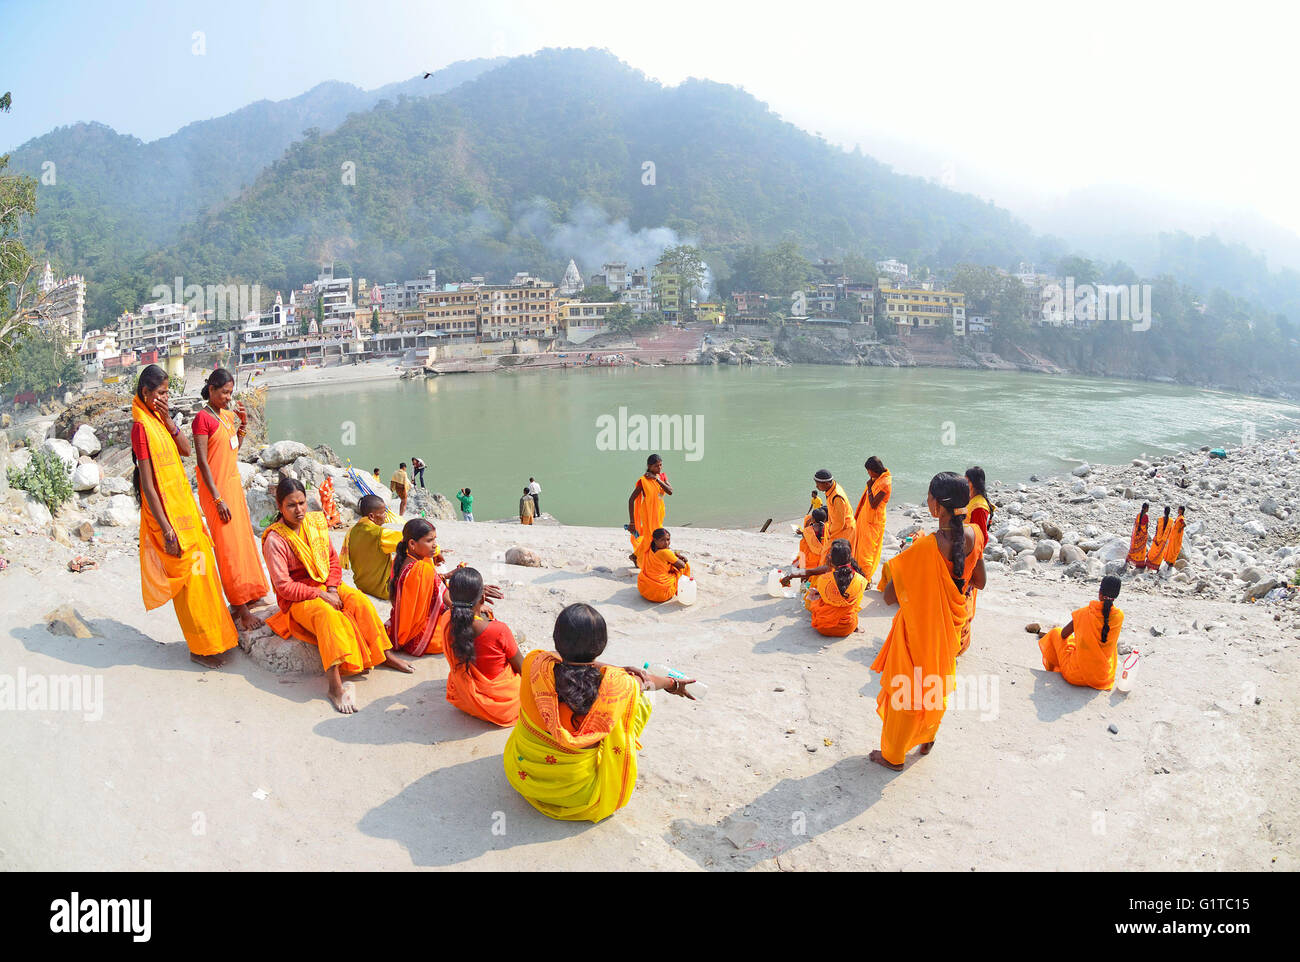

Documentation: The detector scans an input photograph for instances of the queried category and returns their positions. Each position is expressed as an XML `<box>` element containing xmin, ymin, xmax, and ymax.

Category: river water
<box><xmin>266</xmin><ymin>365</ymin><xmax>1300</xmax><ymax>528</ymax></box>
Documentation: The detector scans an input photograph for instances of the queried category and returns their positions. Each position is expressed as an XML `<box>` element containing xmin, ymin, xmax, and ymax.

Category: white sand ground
<box><xmin>1</xmin><ymin>507</ymin><xmax>1294</xmax><ymax>872</ymax></box>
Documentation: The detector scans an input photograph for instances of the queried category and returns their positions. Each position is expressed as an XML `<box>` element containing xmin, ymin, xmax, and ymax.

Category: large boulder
<box><xmin>1096</xmin><ymin>538</ymin><xmax>1131</xmax><ymax>563</ymax></box>
<box><xmin>41</xmin><ymin>437</ymin><xmax>79</xmax><ymax>472</ymax></box>
<box><xmin>23</xmin><ymin>493</ymin><xmax>52</xmax><ymax>525</ymax></box>
<box><xmin>71</xmin><ymin>461</ymin><xmax>101</xmax><ymax>492</ymax></box>
<box><xmin>505</xmin><ymin>546</ymin><xmax>542</xmax><ymax>567</ymax></box>
<box><xmin>1039</xmin><ymin>520</ymin><xmax>1063</xmax><ymax>541</ymax></box>
<box><xmin>289</xmin><ymin>456</ymin><xmax>326</xmax><ymax>487</ymax></box>
<box><xmin>1003</xmin><ymin>535</ymin><xmax>1035</xmax><ymax>554</ymax></box>
<box><xmin>1071</xmin><ymin>463</ymin><xmax>1092</xmax><ymax>477</ymax></box>
<box><xmin>71</xmin><ymin>424</ymin><xmax>102</xmax><ymax>456</ymax></box>
<box><xmin>1034</xmin><ymin>539</ymin><xmax>1060</xmax><ymax>562</ymax></box>
<box><xmin>245</xmin><ymin>488</ymin><xmax>277</xmax><ymax>534</ymax></box>
<box><xmin>100</xmin><ymin>476</ymin><xmax>132</xmax><ymax>496</ymax></box>
<box><xmin>408</xmin><ymin>488</ymin><xmax>457</xmax><ymax>521</ymax></box>
<box><xmin>96</xmin><ymin>494</ymin><xmax>139</xmax><ymax>527</ymax></box>
<box><xmin>237</xmin><ymin>461</ymin><xmax>260</xmax><ymax>488</ymax></box>
<box><xmin>259</xmin><ymin>440</ymin><xmax>314</xmax><ymax>469</ymax></box>
<box><xmin>1060</xmin><ymin>544</ymin><xmax>1086</xmax><ymax>565</ymax></box>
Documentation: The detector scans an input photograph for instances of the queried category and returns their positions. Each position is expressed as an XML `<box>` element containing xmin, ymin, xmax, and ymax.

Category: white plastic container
<box><xmin>766</xmin><ymin>568</ymin><xmax>786</xmax><ymax>598</ymax></box>
<box><xmin>645</xmin><ymin>662</ymin><xmax>708</xmax><ymax>700</ymax></box>
<box><xmin>676</xmin><ymin>576</ymin><xmax>698</xmax><ymax>606</ymax></box>
<box><xmin>1115</xmin><ymin>649</ymin><xmax>1140</xmax><ymax>692</ymax></box>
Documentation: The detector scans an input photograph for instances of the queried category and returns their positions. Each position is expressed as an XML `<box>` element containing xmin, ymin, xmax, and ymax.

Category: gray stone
<box><xmin>505</xmin><ymin>546</ymin><xmax>542</xmax><ymax>567</ymax></box>
<box><xmin>71</xmin><ymin>424</ymin><xmax>101</xmax><ymax>456</ymax></box>
<box><xmin>1260</xmin><ymin>497</ymin><xmax>1285</xmax><ymax>519</ymax></box>
<box><xmin>1011</xmin><ymin>555</ymin><xmax>1036</xmax><ymax>573</ymax></box>
<box><xmin>45</xmin><ymin>605</ymin><xmax>94</xmax><ymax>638</ymax></box>
<box><xmin>96</xmin><ymin>494</ymin><xmax>139</xmax><ymax>527</ymax></box>
<box><xmin>1239</xmin><ymin>565</ymin><xmax>1264</xmax><ymax>584</ymax></box>
<box><xmin>8</xmin><ymin>446</ymin><xmax>30</xmax><ymax>475</ymax></box>
<box><xmin>238</xmin><ymin>618</ymin><xmax>320</xmax><ymax>674</ymax></box>
<box><xmin>99</xmin><ymin>476</ymin><xmax>132</xmax><ymax>496</ymax></box>
<box><xmin>1240</xmin><ymin>519</ymin><xmax>1267</xmax><ymax>537</ymax></box>
<box><xmin>41</xmin><ymin>437</ymin><xmax>79</xmax><ymax>472</ymax></box>
<box><xmin>1243</xmin><ymin>579</ymin><xmax>1279</xmax><ymax>602</ymax></box>
<box><xmin>1003</xmin><ymin>535</ymin><xmax>1034</xmax><ymax>554</ymax></box>
<box><xmin>1107</xmin><ymin>723</ymin><xmax>1119</xmax><ymax>735</ymax></box>
<box><xmin>1034</xmin><ymin>539</ymin><xmax>1060</xmax><ymax>562</ymax></box>
<box><xmin>1096</xmin><ymin>538</ymin><xmax>1131</xmax><ymax>563</ymax></box>
<box><xmin>1088</xmin><ymin>486</ymin><xmax>1108</xmax><ymax>500</ymax></box>
<box><xmin>1071</xmin><ymin>463</ymin><xmax>1092</xmax><ymax>477</ymax></box>
<box><xmin>1060</xmin><ymin>544</ymin><xmax>1086</xmax><ymax>565</ymax></box>
<box><xmin>258</xmin><ymin>440</ymin><xmax>314</xmax><ymax>469</ymax></box>
<box><xmin>1063</xmin><ymin>560</ymin><xmax>1089</xmax><ymax>579</ymax></box>
<box><xmin>237</xmin><ymin>461</ymin><xmax>260</xmax><ymax>487</ymax></box>
<box><xmin>70</xmin><ymin>461</ymin><xmax>101</xmax><ymax>492</ymax></box>
<box><xmin>1039</xmin><ymin>521</ymin><xmax>1063</xmax><ymax>541</ymax></box>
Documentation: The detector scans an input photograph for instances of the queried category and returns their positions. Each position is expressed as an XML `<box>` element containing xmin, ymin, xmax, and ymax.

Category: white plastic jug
<box><xmin>1115</xmin><ymin>649</ymin><xmax>1140</xmax><ymax>692</ymax></box>
<box><xmin>766</xmin><ymin>568</ymin><xmax>786</xmax><ymax>598</ymax></box>
<box><xmin>676</xmin><ymin>576</ymin><xmax>698</xmax><ymax>606</ymax></box>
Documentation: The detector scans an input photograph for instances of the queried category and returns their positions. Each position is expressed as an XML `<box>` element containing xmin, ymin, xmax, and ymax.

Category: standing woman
<box><xmin>192</xmin><ymin>368</ymin><xmax>268</xmax><ymax>630</ymax></box>
<box><xmin>852</xmin><ymin>456</ymin><xmax>892</xmax><ymax>580</ymax></box>
<box><xmin>869</xmin><ymin>472</ymin><xmax>985</xmax><ymax>771</ymax></box>
<box><xmin>130</xmin><ymin>364</ymin><xmax>238</xmax><ymax>667</ymax></box>
<box><xmin>1146</xmin><ymin>506</ymin><xmax>1172</xmax><ymax>572</ymax></box>
<box><xmin>965</xmin><ymin>466</ymin><xmax>994</xmax><ymax>543</ymax></box>
<box><xmin>627</xmin><ymin>454</ymin><xmax>672</xmax><ymax>567</ymax></box>
<box><xmin>261</xmin><ymin>477</ymin><xmax>413</xmax><ymax>713</ymax></box>
<box><xmin>1125</xmin><ymin>503</ymin><xmax>1150</xmax><ymax>571</ymax></box>
<box><xmin>1162</xmin><ymin>506</ymin><xmax>1186</xmax><ymax>570</ymax></box>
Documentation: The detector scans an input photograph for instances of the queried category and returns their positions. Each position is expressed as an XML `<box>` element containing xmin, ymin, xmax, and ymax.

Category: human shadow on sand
<box><xmin>358</xmin><ymin>754</ymin><xmax>594</xmax><ymax>866</ymax></box>
<box><xmin>1029</xmin><ymin>667</ymin><xmax>1106</xmax><ymax>721</ymax></box>
<box><xmin>667</xmin><ymin>756</ymin><xmax>890</xmax><ymax>871</ymax></box>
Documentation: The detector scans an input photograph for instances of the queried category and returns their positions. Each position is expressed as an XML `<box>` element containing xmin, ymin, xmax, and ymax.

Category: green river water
<box><xmin>266</xmin><ymin>365</ymin><xmax>1300</xmax><ymax>529</ymax></box>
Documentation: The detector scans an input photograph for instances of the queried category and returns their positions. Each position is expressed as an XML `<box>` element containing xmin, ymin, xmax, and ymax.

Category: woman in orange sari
<box><xmin>1162</xmin><ymin>506</ymin><xmax>1186</xmax><ymax>569</ymax></box>
<box><xmin>385</xmin><ymin>518</ymin><xmax>446</xmax><ymax>656</ymax></box>
<box><xmin>261</xmin><ymin>477</ymin><xmax>413</xmax><ymax>713</ymax></box>
<box><xmin>504</xmin><ymin>603</ymin><xmax>695</xmax><ymax>822</ymax></box>
<box><xmin>957</xmin><ymin>466</ymin><xmax>991</xmax><ymax>655</ymax></box>
<box><xmin>131</xmin><ymin>365</ymin><xmax>238</xmax><ymax>668</ymax></box>
<box><xmin>870</xmin><ymin>472</ymin><xmax>985</xmax><ymax>771</ymax></box>
<box><xmin>781</xmin><ymin>538</ymin><xmax>869</xmax><ymax>637</ymax></box>
<box><xmin>852</xmin><ymin>456</ymin><xmax>891</xmax><ymax>580</ymax></box>
<box><xmin>1037</xmin><ymin>576</ymin><xmax>1124</xmax><ymax>690</ymax></box>
<box><xmin>1125</xmin><ymin>502</ymin><xmax>1150</xmax><ymax>570</ymax></box>
<box><xmin>442</xmin><ymin>567</ymin><xmax>523</xmax><ymax>726</ymax></box>
<box><xmin>814</xmin><ymin>468</ymin><xmax>855</xmax><ymax>564</ymax></box>
<box><xmin>794</xmin><ymin>507</ymin><xmax>827</xmax><ymax>568</ymax></box>
<box><xmin>627</xmin><ymin>454</ymin><xmax>672</xmax><ymax>567</ymax></box>
<box><xmin>1146</xmin><ymin>506</ymin><xmax>1172</xmax><ymax>572</ymax></box>
<box><xmin>192</xmin><ymin>368</ymin><xmax>268</xmax><ymax>630</ymax></box>
<box><xmin>637</xmin><ymin>528</ymin><xmax>692</xmax><ymax>602</ymax></box>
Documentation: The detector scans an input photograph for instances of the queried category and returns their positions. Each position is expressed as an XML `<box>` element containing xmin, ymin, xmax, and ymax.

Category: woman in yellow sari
<box><xmin>870</xmin><ymin>472</ymin><xmax>985</xmax><ymax>771</ymax></box>
<box><xmin>261</xmin><ymin>477</ymin><xmax>413</xmax><ymax>713</ymax></box>
<box><xmin>131</xmin><ymin>365</ymin><xmax>239</xmax><ymax>667</ymax></box>
<box><xmin>627</xmin><ymin>454</ymin><xmax>672</xmax><ymax>567</ymax></box>
<box><xmin>504</xmin><ymin>603</ymin><xmax>694</xmax><ymax>822</ymax></box>
<box><xmin>637</xmin><ymin>528</ymin><xmax>692</xmax><ymax>602</ymax></box>
<box><xmin>781</xmin><ymin>538</ymin><xmax>869</xmax><ymax>637</ymax></box>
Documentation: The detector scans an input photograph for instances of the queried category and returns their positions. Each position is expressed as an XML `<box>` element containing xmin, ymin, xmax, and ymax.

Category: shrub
<box><xmin>7</xmin><ymin>448</ymin><xmax>74</xmax><ymax>512</ymax></box>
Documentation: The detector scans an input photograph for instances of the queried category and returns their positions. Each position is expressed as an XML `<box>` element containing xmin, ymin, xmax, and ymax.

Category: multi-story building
<box><xmin>622</xmin><ymin>284</ymin><xmax>653</xmax><ymax>317</ymax></box>
<box><xmin>696</xmin><ymin>302</ymin><xmax>726</xmax><ymax>324</ymax></box>
<box><xmin>731</xmin><ymin>290</ymin><xmax>770</xmax><ymax>322</ymax></box>
<box><xmin>37</xmin><ymin>261</ymin><xmax>86</xmax><ymax>345</ymax></box>
<box><xmin>478</xmin><ymin>274</ymin><xmax>560</xmax><ymax>340</ymax></box>
<box><xmin>416</xmin><ymin>285</ymin><xmax>482</xmax><ymax>338</ymax></box>
<box><xmin>561</xmin><ymin>300</ymin><xmax>622</xmax><ymax>343</ymax></box>
<box><xmin>652</xmin><ymin>271</ymin><xmax>683</xmax><ymax>322</ymax></box>
<box><xmin>117</xmin><ymin>301</ymin><xmax>201</xmax><ymax>354</ymax></box>
<box><xmin>77</xmin><ymin>329</ymin><xmax>119</xmax><ymax>372</ymax></box>
<box><xmin>378</xmin><ymin>269</ymin><xmax>437</xmax><ymax>313</ymax></box>
<box><xmin>877</xmin><ymin>283</ymin><xmax>965</xmax><ymax>335</ymax></box>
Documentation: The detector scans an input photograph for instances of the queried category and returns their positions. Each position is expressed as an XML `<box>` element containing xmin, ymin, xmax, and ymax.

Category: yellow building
<box><xmin>696</xmin><ymin>302</ymin><xmax>726</xmax><ymax>324</ymax></box>
<box><xmin>877</xmin><ymin>283</ymin><xmax>965</xmax><ymax>334</ymax></box>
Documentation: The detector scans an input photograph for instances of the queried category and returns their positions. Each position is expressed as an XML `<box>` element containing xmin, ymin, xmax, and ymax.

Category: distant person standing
<box><xmin>457</xmin><ymin>487</ymin><xmax>474</xmax><ymax>522</ymax></box>
<box><xmin>519</xmin><ymin>487</ymin><xmax>536</xmax><ymax>525</ymax></box>
<box><xmin>528</xmin><ymin>477</ymin><xmax>541</xmax><ymax>516</ymax></box>
<box><xmin>372</xmin><ymin>467</ymin><xmax>382</xmax><ymax>485</ymax></box>
<box><xmin>411</xmin><ymin>456</ymin><xmax>427</xmax><ymax>489</ymax></box>
<box><xmin>391</xmin><ymin>463</ymin><xmax>410</xmax><ymax>516</ymax></box>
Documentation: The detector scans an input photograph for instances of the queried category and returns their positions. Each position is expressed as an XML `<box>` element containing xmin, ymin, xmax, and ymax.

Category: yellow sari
<box><xmin>504</xmin><ymin>650</ymin><xmax>652</xmax><ymax>822</ymax></box>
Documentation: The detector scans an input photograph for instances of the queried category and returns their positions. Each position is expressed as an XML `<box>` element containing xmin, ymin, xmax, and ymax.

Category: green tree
<box><xmin>657</xmin><ymin>244</ymin><xmax>707</xmax><ymax>305</ymax></box>
<box><xmin>1</xmin><ymin>92</ymin><xmax>40</xmax><ymax>381</ymax></box>
<box><xmin>1</xmin><ymin>331</ymin><xmax>83</xmax><ymax>398</ymax></box>
<box><xmin>604</xmin><ymin>304</ymin><xmax>635</xmax><ymax>333</ymax></box>
<box><xmin>578</xmin><ymin>284</ymin><xmax>618</xmax><ymax>303</ymax></box>
<box><xmin>371</xmin><ymin>306</ymin><xmax>380</xmax><ymax>334</ymax></box>
<box><xmin>634</xmin><ymin>309</ymin><xmax>665</xmax><ymax>330</ymax></box>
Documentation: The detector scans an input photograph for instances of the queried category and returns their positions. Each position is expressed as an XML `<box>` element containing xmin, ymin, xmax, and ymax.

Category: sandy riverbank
<box><xmin>1</xmin><ymin>434</ymin><xmax>1295</xmax><ymax>870</ymax></box>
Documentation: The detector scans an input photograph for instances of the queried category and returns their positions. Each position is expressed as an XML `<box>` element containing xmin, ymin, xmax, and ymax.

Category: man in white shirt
<box><xmin>528</xmin><ymin>477</ymin><xmax>541</xmax><ymax>517</ymax></box>
<box><xmin>410</xmin><ymin>455</ymin><xmax>426</xmax><ymax>488</ymax></box>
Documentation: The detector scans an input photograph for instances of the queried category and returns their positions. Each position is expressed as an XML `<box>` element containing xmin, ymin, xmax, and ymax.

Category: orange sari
<box><xmin>132</xmin><ymin>397</ymin><xmax>238</xmax><ymax>656</ymax></box>
<box><xmin>1146</xmin><ymin>516</ymin><xmax>1172</xmax><ymax>569</ymax></box>
<box><xmin>385</xmin><ymin>556</ymin><xmax>445</xmax><ymax>656</ymax></box>
<box><xmin>1040</xmin><ymin>600</ymin><xmax>1124</xmax><ymax>690</ymax></box>
<box><xmin>444</xmin><ymin>620</ymin><xmax>521</xmax><ymax>726</ymax></box>
<box><xmin>1127</xmin><ymin>514</ymin><xmax>1149</xmax><ymax>566</ymax></box>
<box><xmin>852</xmin><ymin>471</ymin><xmax>891</xmax><ymax>579</ymax></box>
<box><xmin>1163</xmin><ymin>516</ymin><xmax>1185</xmax><ymax>565</ymax></box>
<box><xmin>504</xmin><ymin>651</ymin><xmax>651</xmax><ymax>822</ymax></box>
<box><xmin>629</xmin><ymin>476</ymin><xmax>665</xmax><ymax>565</ymax></box>
<box><xmin>195</xmin><ymin>406</ymin><xmax>269</xmax><ymax>607</ymax></box>
<box><xmin>637</xmin><ymin>548</ymin><xmax>691</xmax><ymax>602</ymax></box>
<box><xmin>957</xmin><ymin>524</ymin><xmax>987</xmax><ymax>656</ymax></box>
<box><xmin>870</xmin><ymin>534</ymin><xmax>966</xmax><ymax>766</ymax></box>
<box><xmin>807</xmin><ymin>570</ymin><xmax>868</xmax><ymax>637</ymax></box>
<box><xmin>820</xmin><ymin>482</ymin><xmax>856</xmax><ymax>564</ymax></box>
<box><xmin>795</xmin><ymin>515</ymin><xmax>824</xmax><ymax>567</ymax></box>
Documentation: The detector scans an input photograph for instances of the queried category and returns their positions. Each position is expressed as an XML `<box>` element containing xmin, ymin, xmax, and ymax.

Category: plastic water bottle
<box><xmin>644</xmin><ymin>662</ymin><xmax>708</xmax><ymax>700</ymax></box>
<box><xmin>676</xmin><ymin>576</ymin><xmax>698</xmax><ymax>606</ymax></box>
<box><xmin>1115</xmin><ymin>649</ymin><xmax>1140</xmax><ymax>692</ymax></box>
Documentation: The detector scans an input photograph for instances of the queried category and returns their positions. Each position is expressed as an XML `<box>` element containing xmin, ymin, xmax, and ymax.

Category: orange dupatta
<box><xmin>809</xmin><ymin>570</ymin><xmax>867</xmax><ymax>637</ymax></box>
<box><xmin>852</xmin><ymin>471</ymin><xmax>891</xmax><ymax>577</ymax></box>
<box><xmin>637</xmin><ymin>547</ymin><xmax>690</xmax><ymax>602</ymax></box>
<box><xmin>870</xmin><ymin>534</ymin><xmax>967</xmax><ymax>765</ymax></box>
<box><xmin>629</xmin><ymin>476</ymin><xmax>665</xmax><ymax>564</ymax></box>
<box><xmin>1127</xmin><ymin>514</ymin><xmax>1149</xmax><ymax>565</ymax></box>
<box><xmin>386</xmin><ymin>556</ymin><xmax>445</xmax><ymax>656</ymax></box>
<box><xmin>1040</xmin><ymin>600</ymin><xmax>1124</xmax><ymax>690</ymax></box>
<box><xmin>1163</xmin><ymin>516</ymin><xmax>1185</xmax><ymax>565</ymax></box>
<box><xmin>1146</xmin><ymin>516</ymin><xmax>1171</xmax><ymax>568</ymax></box>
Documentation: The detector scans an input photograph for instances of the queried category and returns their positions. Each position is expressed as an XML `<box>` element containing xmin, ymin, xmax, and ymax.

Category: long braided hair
<box><xmin>827</xmin><ymin>538</ymin><xmax>865</xmax><ymax>597</ymax></box>
<box><xmin>1099</xmin><ymin>575</ymin><xmax>1122</xmax><ymax>646</ymax></box>
<box><xmin>389</xmin><ymin>518</ymin><xmax>433</xmax><ymax>600</ymax></box>
<box><xmin>929</xmin><ymin>471</ymin><xmax>971</xmax><ymax>591</ymax></box>
<box><xmin>446</xmin><ymin>567</ymin><xmax>483</xmax><ymax>670</ymax></box>
<box><xmin>553</xmin><ymin>603</ymin><xmax>608</xmax><ymax>716</ymax></box>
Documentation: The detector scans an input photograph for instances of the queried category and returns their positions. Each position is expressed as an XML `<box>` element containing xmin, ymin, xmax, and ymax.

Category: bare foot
<box><xmin>629</xmin><ymin>553</ymin><xmax>639</xmax><ymax>568</ymax></box>
<box><xmin>918</xmin><ymin>741</ymin><xmax>935</xmax><ymax>755</ymax></box>
<box><xmin>382</xmin><ymin>653</ymin><xmax>415</xmax><ymax>673</ymax></box>
<box><xmin>330</xmin><ymin>681</ymin><xmax>358</xmax><ymax>714</ymax></box>
<box><xmin>190</xmin><ymin>652</ymin><xmax>225</xmax><ymax>669</ymax></box>
<box><xmin>868</xmin><ymin>750</ymin><xmax>904</xmax><ymax>772</ymax></box>
<box><xmin>232</xmin><ymin>605</ymin><xmax>263</xmax><ymax>632</ymax></box>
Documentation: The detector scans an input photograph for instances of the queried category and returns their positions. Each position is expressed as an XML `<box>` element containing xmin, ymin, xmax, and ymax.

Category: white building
<box><xmin>622</xmin><ymin>284</ymin><xmax>653</xmax><ymax>317</ymax></box>
<box><xmin>117</xmin><ymin>301</ymin><xmax>200</xmax><ymax>354</ymax></box>
<box><xmin>37</xmin><ymin>261</ymin><xmax>87</xmax><ymax>345</ymax></box>
<box><xmin>876</xmin><ymin>259</ymin><xmax>909</xmax><ymax>284</ymax></box>
<box><xmin>559</xmin><ymin>259</ymin><xmax>583</xmax><ymax>296</ymax></box>
<box><xmin>77</xmin><ymin>329</ymin><xmax>119</xmax><ymax>372</ymax></box>
<box><xmin>379</xmin><ymin>269</ymin><xmax>437</xmax><ymax>312</ymax></box>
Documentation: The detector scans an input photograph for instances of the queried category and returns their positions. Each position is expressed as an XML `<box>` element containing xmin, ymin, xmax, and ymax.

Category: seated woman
<box><xmin>780</xmin><ymin>537</ymin><xmax>869</xmax><ymax>637</ymax></box>
<box><xmin>340</xmin><ymin>495</ymin><xmax>402</xmax><ymax>600</ymax></box>
<box><xmin>636</xmin><ymin>528</ymin><xmax>692</xmax><ymax>602</ymax></box>
<box><xmin>261</xmin><ymin>477</ymin><xmax>414</xmax><ymax>714</ymax></box>
<box><xmin>440</xmin><ymin>567</ymin><xmax>523</xmax><ymax>726</ymax></box>
<box><xmin>794</xmin><ymin>507</ymin><xmax>827</xmax><ymax>568</ymax></box>
<box><xmin>504</xmin><ymin>603</ymin><xmax>695</xmax><ymax>822</ymax></box>
<box><xmin>385</xmin><ymin>518</ymin><xmax>447</xmax><ymax>656</ymax></box>
<box><xmin>1037</xmin><ymin>576</ymin><xmax>1124</xmax><ymax>691</ymax></box>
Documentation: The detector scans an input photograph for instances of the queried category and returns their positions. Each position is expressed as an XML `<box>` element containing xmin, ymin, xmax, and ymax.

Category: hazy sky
<box><xmin>4</xmin><ymin>0</ymin><xmax>1298</xmax><ymax>235</ymax></box>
